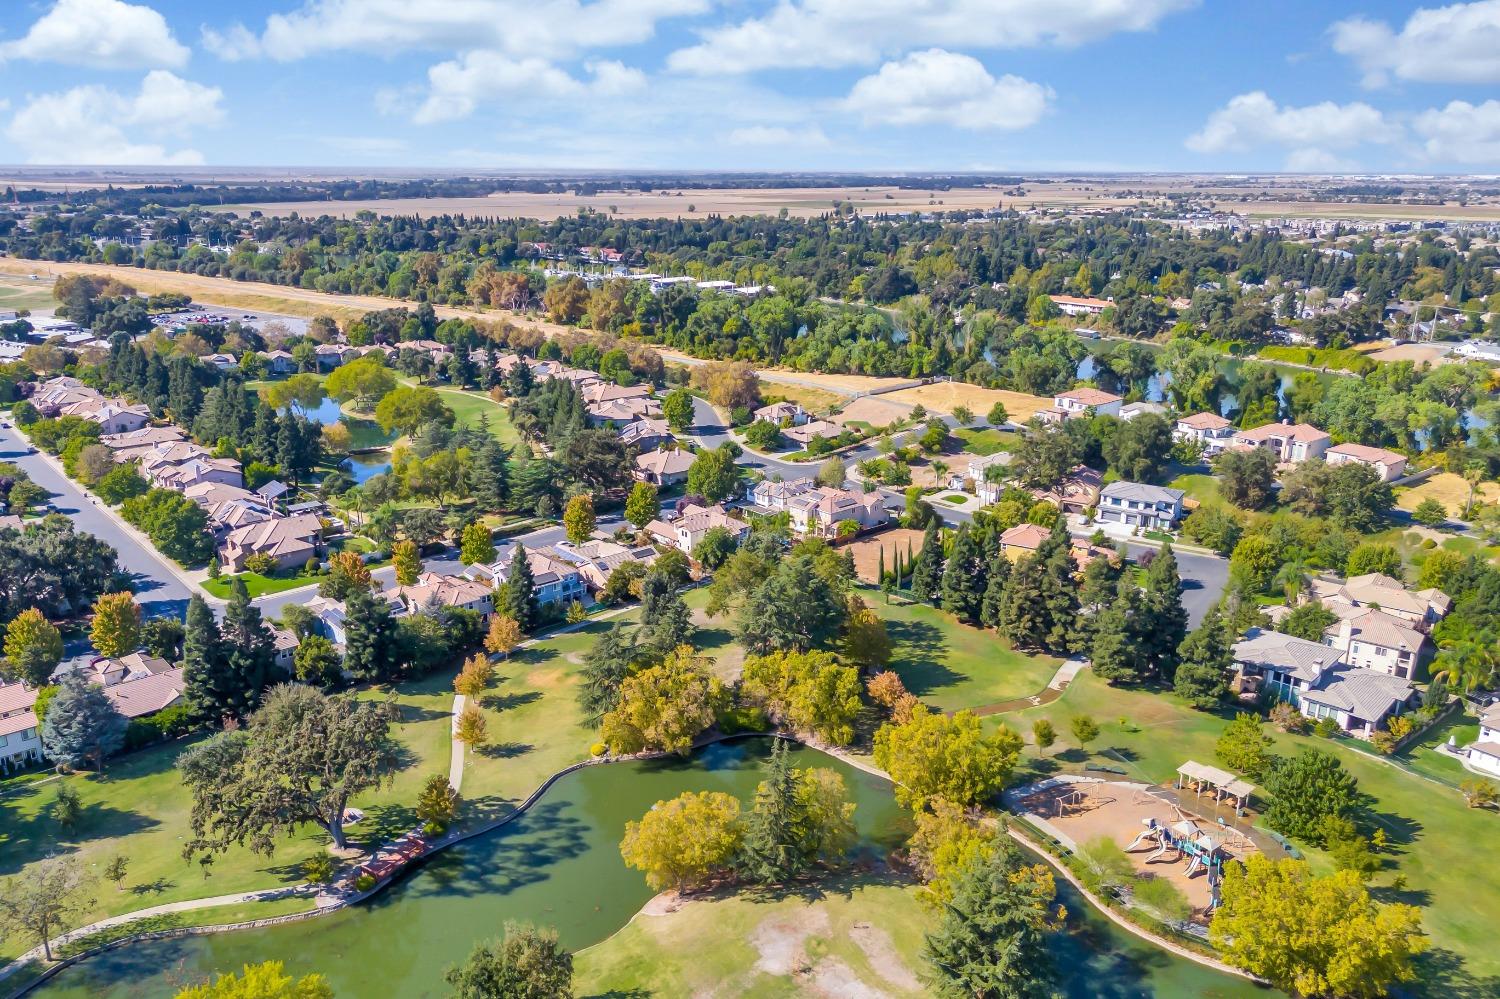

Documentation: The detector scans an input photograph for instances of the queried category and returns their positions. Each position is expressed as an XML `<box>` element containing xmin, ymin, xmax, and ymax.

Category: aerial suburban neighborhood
<box><xmin>3</xmin><ymin>1</ymin><xmax>1500</xmax><ymax>998</ymax></box>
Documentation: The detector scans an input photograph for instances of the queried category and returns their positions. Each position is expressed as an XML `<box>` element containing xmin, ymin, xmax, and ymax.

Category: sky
<box><xmin>0</xmin><ymin>0</ymin><xmax>1498</xmax><ymax>173</ymax></box>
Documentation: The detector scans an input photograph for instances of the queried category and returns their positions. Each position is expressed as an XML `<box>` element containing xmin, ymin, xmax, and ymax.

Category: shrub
<box><xmin>302</xmin><ymin>854</ymin><xmax>337</xmax><ymax>884</ymax></box>
<box><xmin>716</xmin><ymin>704</ymin><xmax>770</xmax><ymax>735</ymax></box>
<box><xmin>244</xmin><ymin>553</ymin><xmax>278</xmax><ymax>575</ymax></box>
<box><xmin>354</xmin><ymin>873</ymin><xmax>377</xmax><ymax>892</ymax></box>
<box><xmin>1314</xmin><ymin>718</ymin><xmax>1340</xmax><ymax>738</ymax></box>
<box><xmin>589</xmin><ymin>742</ymin><xmax>607</xmax><ymax>757</ymax></box>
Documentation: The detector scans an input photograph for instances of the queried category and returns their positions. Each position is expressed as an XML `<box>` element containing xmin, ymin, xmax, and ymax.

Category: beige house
<box><xmin>544</xmin><ymin>538</ymin><xmax>659</xmax><ymax>591</ymax></box>
<box><xmin>0</xmin><ymin>681</ymin><xmax>41</xmax><ymax>772</ymax></box>
<box><xmin>1232</xmin><ymin>422</ymin><xmax>1331</xmax><ymax>463</ymax></box>
<box><xmin>1322</xmin><ymin>609</ymin><xmax>1426</xmax><ymax>680</ymax></box>
<box><xmin>753</xmin><ymin>401</ymin><xmax>809</xmax><ymax>426</ymax></box>
<box><xmin>1307</xmin><ymin>572</ymin><xmax>1450</xmax><ymax>629</ymax></box>
<box><xmin>647</xmin><ymin>503</ymin><xmax>750</xmax><ymax>554</ymax></box>
<box><xmin>786</xmin><ymin>487</ymin><xmax>888</xmax><ymax>539</ymax></box>
<box><xmin>634</xmin><ymin>448</ymin><xmax>695</xmax><ymax>486</ymax></box>
<box><xmin>1325</xmin><ymin>443</ymin><xmax>1407</xmax><ymax>482</ymax></box>
<box><xmin>1173</xmin><ymin>412</ymin><xmax>1235</xmax><ymax>453</ymax></box>
<box><xmin>783</xmin><ymin>419</ymin><xmax>843</xmax><ymax>447</ymax></box>
<box><xmin>1038</xmin><ymin>387</ymin><xmax>1122</xmax><ymax>424</ymax></box>
<box><xmin>386</xmin><ymin>571</ymin><xmax>495</xmax><ymax>620</ymax></box>
<box><xmin>220</xmin><ymin>513</ymin><xmax>325</xmax><ymax>572</ymax></box>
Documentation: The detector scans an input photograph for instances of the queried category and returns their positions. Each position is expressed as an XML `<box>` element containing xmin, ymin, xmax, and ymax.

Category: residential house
<box><xmin>750</xmin><ymin>477</ymin><xmax>816</xmax><ymax>511</ymax></box>
<box><xmin>1119</xmin><ymin>401</ymin><xmax>1168</xmax><ymax>421</ymax></box>
<box><xmin>101</xmin><ymin>425</ymin><xmax>187</xmax><ymax>462</ymax></box>
<box><xmin>753</xmin><ymin>401</ymin><xmax>809</xmax><ymax>426</ymax></box>
<box><xmin>544</xmin><ymin>538</ymin><xmax>659</xmax><ymax>591</ymax></box>
<box><xmin>617</xmin><ymin>417</ymin><xmax>672</xmax><ymax>450</ymax></box>
<box><xmin>270</xmin><ymin>626</ymin><xmax>298</xmax><ymax>673</ymax></box>
<box><xmin>61</xmin><ymin>398</ymin><xmax>151</xmax><ymax>435</ymax></box>
<box><xmin>1232</xmin><ymin>628</ymin><xmax>1415</xmax><ymax>737</ymax></box>
<box><xmin>219</xmin><ymin>513</ymin><xmax>325</xmax><ymax>572</ymax></box>
<box><xmin>998</xmin><ymin>524</ymin><xmax>1116</xmax><ymax>572</ymax></box>
<box><xmin>386</xmin><ymin>571</ymin><xmax>496</xmax><ymax>621</ymax></box>
<box><xmin>783</xmin><ymin>419</ymin><xmax>843</xmax><ymax>447</ymax></box>
<box><xmin>102</xmin><ymin>668</ymin><xmax>187</xmax><ymax>720</ymax></box>
<box><xmin>635</xmin><ymin>447</ymin><xmax>695</xmax><ymax>487</ymax></box>
<box><xmin>306</xmin><ymin>596</ymin><xmax>352</xmax><ymax>646</ymax></box>
<box><xmin>786</xmin><ymin>487</ymin><xmax>888</xmax><ymax>539</ymax></box>
<box><xmin>1232</xmin><ymin>422</ymin><xmax>1331</xmax><ymax>463</ymax></box>
<box><xmin>1325</xmin><ymin>443</ymin><xmax>1407</xmax><ymax>483</ymax></box>
<box><xmin>86</xmin><ymin>652</ymin><xmax>174</xmax><ymax>687</ymax></box>
<box><xmin>147</xmin><ymin>455</ymin><xmax>245</xmax><ymax>492</ymax></box>
<box><xmin>1307</xmin><ymin>572</ymin><xmax>1450</xmax><ymax>630</ymax></box>
<box><xmin>0</xmin><ymin>681</ymin><xmax>41</xmax><ymax>772</ymax></box>
<box><xmin>1050</xmin><ymin>295</ymin><xmax>1111</xmax><ymax>317</ymax></box>
<box><xmin>464</xmin><ymin>544</ymin><xmax>587</xmax><ymax>608</ymax></box>
<box><xmin>260</xmin><ymin>349</ymin><xmax>297</xmax><ymax>375</ymax></box>
<box><xmin>1095</xmin><ymin>481</ymin><xmax>1186</xmax><ymax>531</ymax></box>
<box><xmin>1173</xmin><ymin>412</ymin><xmax>1236</xmax><ymax>454</ymax></box>
<box><xmin>203</xmin><ymin>353</ymin><xmax>238</xmax><ymax>371</ymax></box>
<box><xmin>1464</xmin><ymin>703</ymin><xmax>1500</xmax><ymax>778</ymax></box>
<box><xmin>583</xmin><ymin>382</ymin><xmax>652</xmax><ymax>407</ymax></box>
<box><xmin>314</xmin><ymin>343</ymin><xmax>356</xmax><ymax>370</ymax></box>
<box><xmin>588</xmin><ymin>396</ymin><xmax>661</xmax><ymax>426</ymax></box>
<box><xmin>1323</xmin><ymin>609</ymin><xmax>1426</xmax><ymax>680</ymax></box>
<box><xmin>1038</xmin><ymin>387</ymin><xmax>1122</xmax><ymax>424</ymax></box>
<box><xmin>964</xmin><ymin>452</ymin><xmax>1013</xmax><ymax>504</ymax></box>
<box><xmin>647</xmin><ymin>503</ymin><xmax>750</xmax><ymax>554</ymax></box>
<box><xmin>1029</xmin><ymin>465</ymin><xmax>1103</xmax><ymax>516</ymax></box>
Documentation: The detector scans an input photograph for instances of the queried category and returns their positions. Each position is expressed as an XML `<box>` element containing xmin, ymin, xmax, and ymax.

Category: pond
<box><xmin>30</xmin><ymin>741</ymin><xmax>1272</xmax><ymax>998</ymax></box>
<box><xmin>341</xmin><ymin>450</ymin><xmax>393</xmax><ymax>485</ymax></box>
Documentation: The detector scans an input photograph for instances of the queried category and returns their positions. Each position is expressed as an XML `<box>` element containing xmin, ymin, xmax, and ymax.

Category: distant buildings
<box><xmin>1050</xmin><ymin>294</ymin><xmax>1112</xmax><ymax>317</ymax></box>
<box><xmin>463</xmin><ymin>543</ymin><xmax>587</xmax><ymax>608</ymax></box>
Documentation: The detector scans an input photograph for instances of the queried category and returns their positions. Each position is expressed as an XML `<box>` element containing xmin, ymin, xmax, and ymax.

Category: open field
<box><xmin>883</xmin><ymin>383</ymin><xmax>1050</xmax><ymax>423</ymax></box>
<box><xmin>1366</xmin><ymin>342</ymin><xmax>1456</xmax><ymax>365</ymax></box>
<box><xmin>0</xmin><ymin>276</ymin><xmax>56</xmax><ymax>312</ymax></box>
<box><xmin>759</xmin><ymin>383</ymin><xmax>845</xmax><ymax>417</ymax></box>
<box><xmin>830</xmin><ymin>394</ymin><xmax>913</xmax><ymax>429</ymax></box>
<box><xmin>846</xmin><ymin>529</ymin><xmax>926</xmax><ymax>584</ymax></box>
<box><xmin>1396</xmin><ymin>472</ymin><xmax>1500</xmax><ymax>516</ymax></box>
<box><xmin>954</xmin><ymin>427</ymin><xmax>1019</xmax><ymax>456</ymax></box>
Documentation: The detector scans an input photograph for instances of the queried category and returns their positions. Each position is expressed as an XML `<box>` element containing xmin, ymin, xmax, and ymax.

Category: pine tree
<box><xmin>639</xmin><ymin>571</ymin><xmax>695</xmax><ymax>656</ymax></box>
<box><xmin>182</xmin><ymin>593</ymin><xmax>233</xmax><ymax>724</ymax></box>
<box><xmin>980</xmin><ymin>553</ymin><xmax>1012</xmax><ymax>630</ymax></box>
<box><xmin>1000</xmin><ymin>556</ymin><xmax>1049</xmax><ymax>650</ymax></box>
<box><xmin>1076</xmin><ymin>554</ymin><xmax>1124</xmax><ymax>645</ymax></box>
<box><xmin>470</xmin><ymin>437</ymin><xmax>510</xmax><ymax>513</ymax></box>
<box><xmin>343</xmin><ymin>587</ymin><xmax>398</xmax><ymax>682</ymax></box>
<box><xmin>499</xmin><ymin>544</ymin><xmax>538</xmax><ymax>631</ymax></box>
<box><xmin>940</xmin><ymin>524</ymin><xmax>986</xmax><ymax>623</ymax></box>
<box><xmin>1174</xmin><ymin>607</ymin><xmax>1232</xmax><ymax>709</ymax></box>
<box><xmin>909</xmin><ymin>520</ymin><xmax>944</xmax><ymax>605</ymax></box>
<box><xmin>1140</xmin><ymin>544</ymin><xmax>1189</xmax><ymax>682</ymax></box>
<box><xmin>41</xmin><ymin>671</ymin><xmax>126</xmax><ymax>772</ymax></box>
<box><xmin>578</xmin><ymin>625</ymin><xmax>636</xmax><ymax>723</ymax></box>
<box><xmin>736</xmin><ymin>740</ymin><xmax>806</xmax><ymax>886</ymax></box>
<box><xmin>220</xmin><ymin>578</ymin><xmax>277</xmax><ymax>715</ymax></box>
<box><xmin>1089</xmin><ymin>585</ymin><xmax>1146</xmax><ymax>685</ymax></box>
<box><xmin>1038</xmin><ymin>545</ymin><xmax>1081</xmax><ymax>654</ymax></box>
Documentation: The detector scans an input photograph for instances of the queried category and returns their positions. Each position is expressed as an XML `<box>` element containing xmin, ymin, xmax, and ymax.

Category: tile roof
<box><xmin>1330</xmin><ymin>608</ymin><xmax>1425</xmax><ymax>654</ymax></box>
<box><xmin>1299</xmin><ymin>667</ymin><xmax>1413</xmax><ymax>722</ymax></box>
<box><xmin>1327</xmin><ymin>442</ymin><xmax>1405</xmax><ymax>464</ymax></box>
<box><xmin>1177</xmin><ymin>412</ymin><xmax>1231</xmax><ymax>431</ymax></box>
<box><xmin>1056</xmin><ymin>387</ymin><xmax>1122</xmax><ymax>406</ymax></box>
<box><xmin>102</xmin><ymin>667</ymin><xmax>186</xmax><ymax>719</ymax></box>
<box><xmin>1235</xmin><ymin>422</ymin><xmax>1330</xmax><ymax>445</ymax></box>
<box><xmin>1100</xmin><ymin>480</ymin><xmax>1186</xmax><ymax>505</ymax></box>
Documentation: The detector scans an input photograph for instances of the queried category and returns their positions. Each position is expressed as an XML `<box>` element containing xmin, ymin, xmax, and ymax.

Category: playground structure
<box><xmin>1125</xmin><ymin>815</ymin><xmax>1229</xmax><ymax>910</ymax></box>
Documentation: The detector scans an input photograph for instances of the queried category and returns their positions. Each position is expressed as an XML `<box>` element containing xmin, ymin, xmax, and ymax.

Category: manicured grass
<box><xmin>1168</xmin><ymin>472</ymin><xmax>1223</xmax><ymax>509</ymax></box>
<box><xmin>200</xmin><ymin>571</ymin><xmax>319</xmax><ymax>599</ymax></box>
<box><xmin>575</xmin><ymin>874</ymin><xmax>928</xmax><ymax>997</ymax></box>
<box><xmin>429</xmin><ymin>386</ymin><xmax>521</xmax><ymax>448</ymax></box>
<box><xmin>870</xmin><ymin>594</ymin><xmax>1060</xmax><ymax>713</ymax></box>
<box><xmin>1258</xmin><ymin>344</ymin><xmax>1378</xmax><ymax>374</ymax></box>
<box><xmin>996</xmin><ymin>671</ymin><xmax>1500</xmax><ymax>986</ymax></box>
<box><xmin>954</xmin><ymin>427</ymin><xmax>1019</xmax><ymax>456</ymax></box>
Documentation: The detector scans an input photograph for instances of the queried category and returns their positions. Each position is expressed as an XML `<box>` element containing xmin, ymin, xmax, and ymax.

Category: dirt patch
<box><xmin>525</xmin><ymin>667</ymin><xmax>567</xmax><ymax>690</ymax></box>
<box><xmin>762</xmin><ymin>384</ymin><xmax>846</xmax><ymax>416</ymax></box>
<box><xmin>1366</xmin><ymin>342</ymin><xmax>1455</xmax><ymax>365</ymax></box>
<box><xmin>808</xmin><ymin>957</ymin><xmax>891</xmax><ymax>999</ymax></box>
<box><xmin>1397</xmin><ymin>472</ymin><xmax>1500</xmax><ymax>516</ymax></box>
<box><xmin>883</xmin><ymin>383</ymin><xmax>1050</xmax><ymax>423</ymax></box>
<box><xmin>834</xmin><ymin>395</ymin><xmax>914</xmax><ymax>429</ymax></box>
<box><xmin>640</xmin><ymin>891</ymin><xmax>682</xmax><ymax>917</ymax></box>
<box><xmin>846</xmin><ymin>529</ymin><xmax>927</xmax><ymax>584</ymax></box>
<box><xmin>750</xmin><ymin>906</ymin><xmax>832</xmax><ymax>976</ymax></box>
<box><xmin>848</xmin><ymin>922</ymin><xmax>922</xmax><ymax>991</ymax></box>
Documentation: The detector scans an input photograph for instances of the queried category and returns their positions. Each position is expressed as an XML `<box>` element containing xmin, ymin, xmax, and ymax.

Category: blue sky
<box><xmin>1</xmin><ymin>0</ymin><xmax>1498</xmax><ymax>172</ymax></box>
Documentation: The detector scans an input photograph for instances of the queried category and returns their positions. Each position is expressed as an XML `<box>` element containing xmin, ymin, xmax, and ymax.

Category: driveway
<box><xmin>0</xmin><ymin>423</ymin><xmax>193</xmax><ymax>621</ymax></box>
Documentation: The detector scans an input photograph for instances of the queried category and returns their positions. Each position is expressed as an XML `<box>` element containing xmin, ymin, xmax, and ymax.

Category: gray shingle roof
<box><xmin>1233</xmin><ymin>628</ymin><xmax>1342</xmax><ymax>684</ymax></box>
<box><xmin>1300</xmin><ymin>667</ymin><xmax>1413</xmax><ymax>723</ymax></box>
<box><xmin>1099</xmin><ymin>480</ymin><xmax>1185</xmax><ymax>506</ymax></box>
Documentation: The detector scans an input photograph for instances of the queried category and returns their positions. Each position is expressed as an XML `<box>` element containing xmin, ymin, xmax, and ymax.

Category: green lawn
<box><xmin>1168</xmin><ymin>472</ymin><xmax>1223</xmax><ymax>509</ymax></box>
<box><xmin>954</xmin><ymin>427</ymin><xmax>1019</xmax><ymax>456</ymax></box>
<box><xmin>0</xmin><ymin>283</ymin><xmax>56</xmax><ymax>312</ymax></box>
<box><xmin>201</xmin><ymin>571</ymin><xmax>319</xmax><ymax>599</ymax></box>
<box><xmin>870</xmin><ymin>594</ymin><xmax>1060</xmax><ymax>713</ymax></box>
<box><xmin>575</xmin><ymin>874</ymin><xmax>928</xmax><ymax>996</ymax></box>
<box><xmin>995</xmin><ymin>671</ymin><xmax>1500</xmax><ymax>988</ymax></box>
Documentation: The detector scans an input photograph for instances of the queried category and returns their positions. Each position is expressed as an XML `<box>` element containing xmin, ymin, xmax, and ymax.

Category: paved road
<box><xmin>0</xmin><ymin>423</ymin><xmax>193</xmax><ymax>621</ymax></box>
<box><xmin>688</xmin><ymin>395</ymin><xmax>902</xmax><ymax>482</ymax></box>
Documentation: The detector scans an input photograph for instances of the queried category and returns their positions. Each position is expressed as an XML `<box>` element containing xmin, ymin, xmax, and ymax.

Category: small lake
<box><xmin>276</xmin><ymin>396</ymin><xmax>396</xmax><ymax>451</ymax></box>
<box><xmin>30</xmin><ymin>740</ymin><xmax>1271</xmax><ymax>998</ymax></box>
<box><xmin>341</xmin><ymin>450</ymin><xmax>393</xmax><ymax>484</ymax></box>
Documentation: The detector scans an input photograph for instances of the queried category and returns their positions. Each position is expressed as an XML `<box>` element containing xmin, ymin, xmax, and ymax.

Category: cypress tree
<box><xmin>470</xmin><ymin>437</ymin><xmax>511</xmax><ymax>513</ymax></box>
<box><xmin>980</xmin><ymin>552</ymin><xmax>1012</xmax><ymax>630</ymax></box>
<box><xmin>1039</xmin><ymin>544</ymin><xmax>1082</xmax><ymax>654</ymax></box>
<box><xmin>877</xmin><ymin>547</ymin><xmax>886</xmax><ymax>587</ymax></box>
<box><xmin>909</xmin><ymin>520</ymin><xmax>944</xmax><ymax>606</ymax></box>
<box><xmin>500</xmin><ymin>544</ymin><xmax>539</xmax><ymax>631</ymax></box>
<box><xmin>940</xmin><ymin>524</ymin><xmax>986</xmax><ymax>623</ymax></box>
<box><xmin>183</xmin><ymin>593</ymin><xmax>231</xmax><ymax>723</ymax></box>
<box><xmin>1174</xmin><ymin>607</ymin><xmax>1232</xmax><ymax>708</ymax></box>
<box><xmin>1090</xmin><ymin>585</ymin><xmax>1146</xmax><ymax>685</ymax></box>
<box><xmin>736</xmin><ymin>739</ymin><xmax>806</xmax><ymax>886</ymax></box>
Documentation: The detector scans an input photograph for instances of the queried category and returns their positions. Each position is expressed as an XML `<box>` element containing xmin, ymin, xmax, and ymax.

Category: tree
<box><xmin>1138</xmin><ymin>545</ymin><xmax>1188</xmax><ymax>680</ymax></box>
<box><xmin>874</xmin><ymin>706</ymin><xmax>1022</xmax><ymax>810</ymax></box>
<box><xmin>908</xmin><ymin>519</ymin><xmax>943</xmax><ymax>605</ymax></box>
<box><xmin>175</xmin><ymin>960</ymin><xmax>334</xmax><ymax>999</ymax></box>
<box><xmin>103</xmin><ymin>854</ymin><xmax>129</xmax><ymax>892</ymax></box>
<box><xmin>1214</xmin><ymin>447</ymin><xmax>1277</xmax><ymax>510</ymax></box>
<box><xmin>624</xmin><ymin>480</ymin><xmax>658</xmax><ymax>531</ymax></box>
<box><xmin>1229</xmin><ymin>534</ymin><xmax>1281</xmax><ymax>595</ymax></box>
<box><xmin>95</xmin><ymin>462</ymin><xmax>149</xmax><ymax>505</ymax></box>
<box><xmin>1281</xmin><ymin>602</ymin><xmax>1338</xmax><ymax>642</ymax></box>
<box><xmin>577</xmin><ymin>624</ymin><xmax>636</xmax><ymax>724</ymax></box>
<box><xmin>484</xmin><ymin>614</ymin><xmax>522</xmax><ymax>660</ymax></box>
<box><xmin>326</xmin><ymin>356</ymin><xmax>396</xmax><ymax>409</ymax></box>
<box><xmin>1460</xmin><ymin>777</ymin><xmax>1498</xmax><ymax>809</ymax></box>
<box><xmin>416</xmin><ymin>773</ymin><xmax>462</xmax><ymax>835</ymax></box>
<box><xmin>41</xmin><ymin>671</ymin><xmax>127</xmax><ymax>772</ymax></box>
<box><xmin>1210</xmin><ymin>855</ymin><xmax>1425</xmax><ymax>999</ymax></box>
<box><xmin>52</xmin><ymin>782</ymin><xmax>82</xmax><ymax>828</ymax></box>
<box><xmin>737</xmin><ymin>553</ymin><xmax>844</xmax><ymax>655</ymax></box>
<box><xmin>1263</xmin><ymin>749</ymin><xmax>1361</xmax><ymax>845</ymax></box>
<box><xmin>1031</xmin><ymin>718</ymin><xmax>1056</xmax><ymax>757</ymax></box>
<box><xmin>694</xmin><ymin>525</ymin><xmax>737</xmax><ymax>569</ymax></box>
<box><xmin>1069</xmin><ymin>714</ymin><xmax>1099</xmax><ymax>752</ymax></box>
<box><xmin>1216</xmin><ymin>712</ymin><xmax>1274</xmax><ymax>781</ymax></box>
<box><xmin>498</xmin><ymin>544</ymin><xmax>538</xmax><ymax>632</ymax></box>
<box><xmin>638</xmin><ymin>571</ymin><xmax>695</xmax><ymax>656</ymax></box>
<box><xmin>939</xmin><ymin>524</ymin><xmax>986</xmax><ymax>623</ymax></box>
<box><xmin>120</xmin><ymin>488</ymin><xmax>215</xmax><ymax>565</ymax></box>
<box><xmin>1411</xmin><ymin>497</ymin><xmax>1449</xmax><ymax>527</ymax></box>
<box><xmin>180</xmin><ymin>683</ymin><xmax>399</xmax><ymax>855</ymax></box>
<box><xmin>842</xmin><ymin>598</ymin><xmax>892</xmax><ymax>669</ymax></box>
<box><xmin>455</xmin><ymin>702</ymin><xmax>489</xmax><ymax>748</ymax></box>
<box><xmin>922</xmin><ymin>836</ymin><xmax>1059</xmax><ymax>999</ymax></box>
<box><xmin>735</xmin><ymin>738</ymin><xmax>802</xmax><ymax>885</ymax></box>
<box><xmin>319</xmin><ymin>551</ymin><xmax>374</xmax><ymax>600</ymax></box>
<box><xmin>0</xmin><ymin>856</ymin><xmax>93</xmax><ymax>962</ymax></box>
<box><xmin>690</xmin><ymin>359</ymin><xmax>760</xmax><ymax>411</ymax></box>
<box><xmin>219</xmin><ymin>578</ymin><xmax>277</xmax><ymax>714</ymax></box>
<box><xmin>455</xmin><ymin>653</ymin><xmax>492</xmax><ymax>698</ymax></box>
<box><xmin>3</xmin><ymin>607</ymin><xmax>63</xmax><ymax>687</ymax></box>
<box><xmin>446</xmin><ymin>922</ymin><xmax>574</xmax><ymax>999</ymax></box>
<box><xmin>600</xmin><ymin>647</ymin><xmax>722</xmax><ymax>755</ymax></box>
<box><xmin>1173</xmin><ymin>608</ymin><xmax>1231</xmax><ymax>708</ymax></box>
<box><xmin>686</xmin><ymin>444</ymin><xmax>740</xmax><ymax>502</ymax></box>
<box><xmin>1346</xmin><ymin>542</ymin><xmax>1403</xmax><ymax>578</ymax></box>
<box><xmin>562</xmin><ymin>493</ymin><xmax>596</xmax><ymax>545</ymax></box>
<box><xmin>621</xmin><ymin>789</ymin><xmax>742</xmax><ymax>892</ymax></box>
<box><xmin>183</xmin><ymin>593</ymin><xmax>232</xmax><ymax>722</ymax></box>
<box><xmin>742</xmin><ymin>649</ymin><xmax>863</xmax><ymax>746</ymax></box>
<box><xmin>979</xmin><ymin>552</ymin><xmax>1011</xmax><ymax>629</ymax></box>
<box><xmin>661</xmin><ymin>388</ymin><xmax>694</xmax><ymax>432</ymax></box>
<box><xmin>459</xmin><ymin>522</ymin><xmax>496</xmax><ymax>566</ymax></box>
<box><xmin>815</xmin><ymin>456</ymin><xmax>845</xmax><ymax>489</ymax></box>
<box><xmin>392</xmin><ymin>539</ymin><xmax>421</xmax><ymax>585</ymax></box>
<box><xmin>374</xmin><ymin>386</ymin><xmax>454</xmax><ymax>436</ymax></box>
<box><xmin>1089</xmin><ymin>584</ymin><xmax>1145</xmax><ymax>686</ymax></box>
<box><xmin>293</xmin><ymin>635</ymin><xmax>343</xmax><ymax>688</ymax></box>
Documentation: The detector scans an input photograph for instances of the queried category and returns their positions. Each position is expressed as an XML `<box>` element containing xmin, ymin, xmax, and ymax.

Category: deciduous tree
<box><xmin>446</xmin><ymin>923</ymin><xmax>574</xmax><ymax>999</ymax></box>
<box><xmin>0</xmin><ymin>857</ymin><xmax>93</xmax><ymax>962</ymax></box>
<box><xmin>3</xmin><ymin>607</ymin><xmax>63</xmax><ymax>687</ymax></box>
<box><xmin>562</xmin><ymin>494</ymin><xmax>596</xmax><ymax>545</ymax></box>
<box><xmin>620</xmin><ymin>790</ymin><xmax>742</xmax><ymax>892</ymax></box>
<box><xmin>874</xmin><ymin>706</ymin><xmax>1022</xmax><ymax>811</ymax></box>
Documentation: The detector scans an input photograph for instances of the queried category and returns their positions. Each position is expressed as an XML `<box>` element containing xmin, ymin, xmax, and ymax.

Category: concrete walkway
<box><xmin>448</xmin><ymin>694</ymin><xmax>467</xmax><ymax>792</ymax></box>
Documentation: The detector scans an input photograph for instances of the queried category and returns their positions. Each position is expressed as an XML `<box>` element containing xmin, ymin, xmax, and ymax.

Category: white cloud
<box><xmin>1331</xmin><ymin>1</ymin><xmax>1500</xmax><ymax>87</ymax></box>
<box><xmin>5</xmin><ymin>71</ymin><xmax>223</xmax><ymax>164</ymax></box>
<box><xmin>843</xmin><ymin>49</ymin><xmax>1050</xmax><ymax>131</ymax></box>
<box><xmin>203</xmin><ymin>0</ymin><xmax>707</xmax><ymax>62</ymax></box>
<box><xmin>0</xmin><ymin>0</ymin><xmax>188</xmax><ymax>68</ymax></box>
<box><xmin>1185</xmin><ymin>92</ymin><xmax>1394</xmax><ymax>169</ymax></box>
<box><xmin>726</xmin><ymin>125</ymin><xmax>830</xmax><ymax>146</ymax></box>
<box><xmin>1413</xmin><ymin>100</ymin><xmax>1500</xmax><ymax>164</ymax></box>
<box><xmin>669</xmin><ymin>0</ymin><xmax>1196</xmax><ymax>75</ymax></box>
<box><xmin>413</xmin><ymin>54</ymin><xmax>645</xmax><ymax>123</ymax></box>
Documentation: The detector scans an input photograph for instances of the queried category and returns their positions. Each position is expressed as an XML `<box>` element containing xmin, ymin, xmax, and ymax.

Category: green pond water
<box><xmin>29</xmin><ymin>740</ymin><xmax>1271</xmax><ymax>998</ymax></box>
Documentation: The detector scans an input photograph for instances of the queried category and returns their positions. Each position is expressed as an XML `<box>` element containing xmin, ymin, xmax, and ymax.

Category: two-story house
<box><xmin>1038</xmin><ymin>388</ymin><xmax>1123</xmax><ymax>424</ymax></box>
<box><xmin>646</xmin><ymin>503</ymin><xmax>751</xmax><ymax>555</ymax></box>
<box><xmin>785</xmin><ymin>487</ymin><xmax>888</xmax><ymax>539</ymax></box>
<box><xmin>385</xmin><ymin>571</ymin><xmax>496</xmax><ymax>621</ymax></box>
<box><xmin>1325</xmin><ymin>442</ymin><xmax>1407</xmax><ymax>483</ymax></box>
<box><xmin>1464</xmin><ymin>703</ymin><xmax>1500</xmax><ymax>778</ymax></box>
<box><xmin>0</xmin><ymin>681</ymin><xmax>41</xmax><ymax>773</ymax></box>
<box><xmin>750</xmin><ymin>477</ymin><xmax>816</xmax><ymax>511</ymax></box>
<box><xmin>1095</xmin><ymin>481</ymin><xmax>1186</xmax><ymax>531</ymax></box>
<box><xmin>753</xmin><ymin>401</ymin><xmax>809</xmax><ymax>426</ymax></box>
<box><xmin>1322</xmin><ymin>609</ymin><xmax>1426</xmax><ymax>680</ymax></box>
<box><xmin>1232</xmin><ymin>422</ymin><xmax>1331</xmax><ymax>463</ymax></box>
<box><xmin>1233</xmin><ymin>628</ymin><xmax>1416</xmax><ymax>738</ymax></box>
<box><xmin>1306</xmin><ymin>572</ymin><xmax>1450</xmax><ymax>630</ymax></box>
<box><xmin>1173</xmin><ymin>412</ymin><xmax>1236</xmax><ymax>454</ymax></box>
<box><xmin>464</xmin><ymin>544</ymin><xmax>587</xmax><ymax>608</ymax></box>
